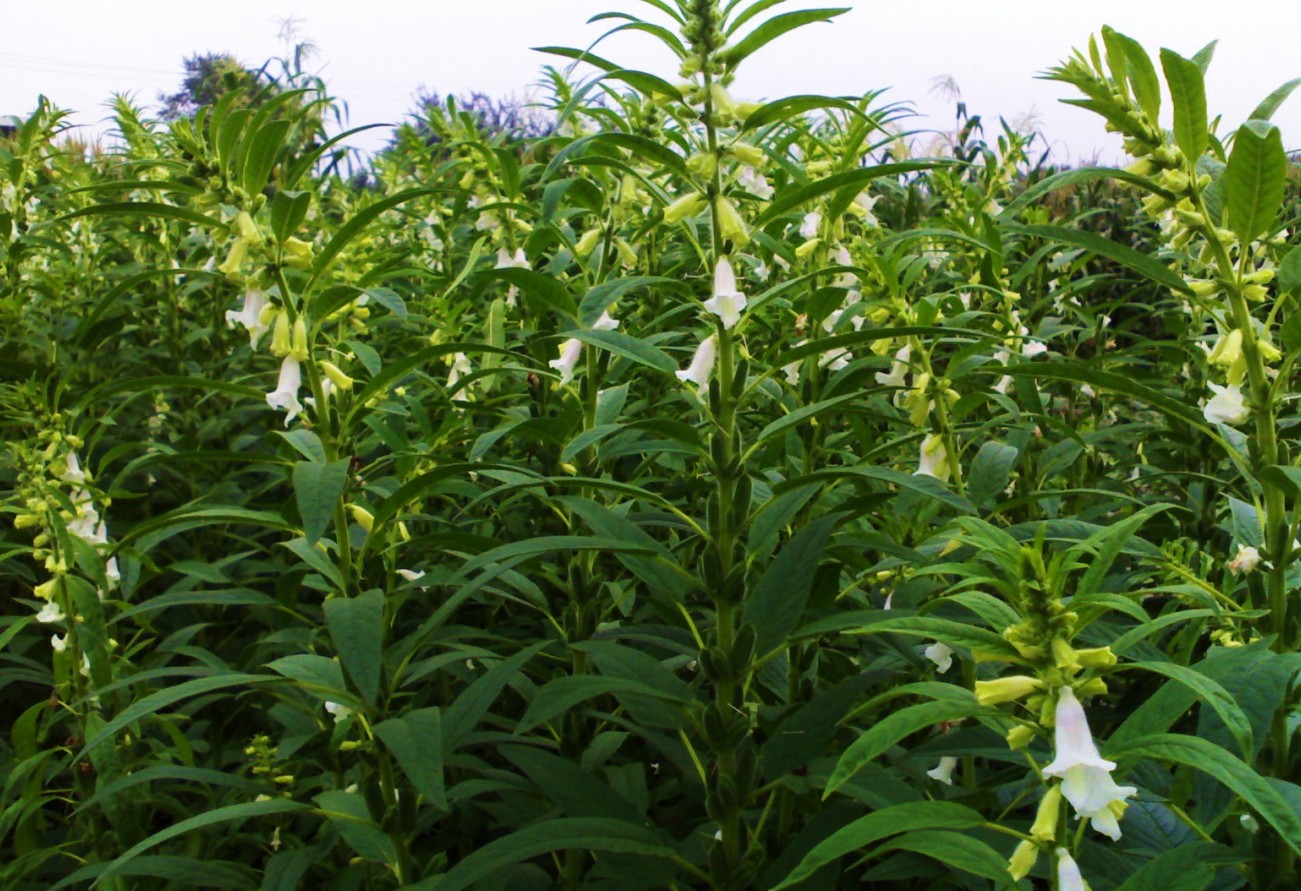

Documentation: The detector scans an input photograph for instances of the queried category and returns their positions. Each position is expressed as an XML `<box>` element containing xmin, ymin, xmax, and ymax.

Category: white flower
<box><xmin>67</xmin><ymin>491</ymin><xmax>105</xmax><ymax>545</ymax></box>
<box><xmin>549</xmin><ymin>338</ymin><xmax>583</xmax><ymax>386</ymax></box>
<box><xmin>225</xmin><ymin>289</ymin><xmax>270</xmax><ymax>347</ymax></box>
<box><xmin>1042</xmin><ymin>686</ymin><xmax>1136</xmax><ymax>841</ymax></box>
<box><xmin>855</xmin><ymin>191</ymin><xmax>879</xmax><ymax>227</ymax></box>
<box><xmin>61</xmin><ymin>451</ymin><xmax>87</xmax><ymax>484</ymax></box>
<box><xmin>677</xmin><ymin>335</ymin><xmax>717</xmax><ymax>388</ymax></box>
<box><xmin>703</xmin><ymin>257</ymin><xmax>748</xmax><ymax>330</ymax></box>
<box><xmin>266</xmin><ymin>357</ymin><xmax>304</xmax><ymax>425</ymax></box>
<box><xmin>992</xmin><ymin>349</ymin><xmax>1013</xmax><ymax>395</ymax></box>
<box><xmin>36</xmin><ymin>600</ymin><xmax>64</xmax><ymax>624</ymax></box>
<box><xmin>915</xmin><ymin>433</ymin><xmax>950</xmax><ymax>481</ymax></box>
<box><xmin>875</xmin><ymin>345</ymin><xmax>911</xmax><ymax>389</ymax></box>
<box><xmin>324</xmin><ymin>701</ymin><xmax>352</xmax><ymax>723</ymax></box>
<box><xmin>495</xmin><ymin>247</ymin><xmax>528</xmax><ymax>269</ymax></box>
<box><xmin>396</xmin><ymin>569</ymin><xmax>426</xmax><ymax>583</ymax></box>
<box><xmin>926</xmin><ymin>756</ymin><xmax>958</xmax><ymax>785</ymax></box>
<box><xmin>738</xmin><ymin>165</ymin><xmax>773</xmax><ymax>199</ymax></box>
<box><xmin>799</xmin><ymin>211</ymin><xmax>821</xmax><ymax>239</ymax></box>
<box><xmin>1227</xmin><ymin>544</ymin><xmax>1262</xmax><ymax>575</ymax></box>
<box><xmin>819</xmin><ymin>348</ymin><xmax>852</xmax><ymax>371</ymax></box>
<box><xmin>924</xmin><ymin>642</ymin><xmax>953</xmax><ymax>673</ymax></box>
<box><xmin>1055</xmin><ymin>848</ymin><xmax>1088</xmax><ymax>891</ymax></box>
<box><xmin>1204</xmin><ymin>383</ymin><xmax>1249</xmax><ymax>426</ymax></box>
<box><xmin>782</xmin><ymin>341</ymin><xmax>807</xmax><ymax>385</ymax></box>
<box><xmin>1022</xmin><ymin>339</ymin><xmax>1048</xmax><ymax>358</ymax></box>
<box><xmin>593</xmin><ymin>310</ymin><xmax>620</xmax><ymax>331</ymax></box>
<box><xmin>51</xmin><ymin>633</ymin><xmax>67</xmax><ymax>653</ymax></box>
<box><xmin>105</xmin><ymin>556</ymin><xmax>120</xmax><ymax>589</ymax></box>
<box><xmin>834</xmin><ymin>245</ymin><xmax>857</xmax><ymax>288</ymax></box>
<box><xmin>447</xmin><ymin>352</ymin><xmax>472</xmax><ymax>390</ymax></box>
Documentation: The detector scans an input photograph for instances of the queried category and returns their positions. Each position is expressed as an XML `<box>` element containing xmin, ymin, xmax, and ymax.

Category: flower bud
<box><xmin>728</xmin><ymin>142</ymin><xmax>764</xmax><ymax>167</ymax></box>
<box><xmin>290</xmin><ymin>318</ymin><xmax>309</xmax><ymax>362</ymax></box>
<box><xmin>574</xmin><ymin>227</ymin><xmax>602</xmax><ymax>258</ymax></box>
<box><xmin>663</xmin><ymin>192</ymin><xmax>707</xmax><ymax>224</ymax></box>
<box><xmin>347</xmin><ymin>504</ymin><xmax>375</xmax><ymax>533</ymax></box>
<box><xmin>1006</xmin><ymin>724</ymin><xmax>1037</xmax><ymax>749</ymax></box>
<box><xmin>1007</xmin><ymin>840</ymin><xmax>1039</xmax><ymax>882</ymax></box>
<box><xmin>269</xmin><ymin>311</ymin><xmax>292</xmax><ymax>357</ymax></box>
<box><xmin>282</xmin><ymin>236</ymin><xmax>314</xmax><ymax>270</ymax></box>
<box><xmin>1031</xmin><ymin>785</ymin><xmax>1063</xmax><ymax>842</ymax></box>
<box><xmin>320</xmin><ymin>361</ymin><xmax>354</xmax><ymax>391</ymax></box>
<box><xmin>715</xmin><ymin>196</ymin><xmax>749</xmax><ymax>247</ymax></box>
<box><xmin>975</xmin><ymin>675</ymin><xmax>1044</xmax><ymax>706</ymax></box>
<box><xmin>1074</xmin><ymin>646</ymin><xmax>1117</xmax><ymax>669</ymax></box>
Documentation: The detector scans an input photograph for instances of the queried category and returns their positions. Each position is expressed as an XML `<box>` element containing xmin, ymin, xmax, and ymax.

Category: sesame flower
<box><xmin>1203</xmin><ymin>382</ymin><xmax>1249</xmax><ymax>426</ymax></box>
<box><xmin>703</xmin><ymin>257</ymin><xmax>747</xmax><ymax>330</ymax></box>
<box><xmin>926</xmin><ymin>756</ymin><xmax>958</xmax><ymax>785</ymax></box>
<box><xmin>1227</xmin><ymin>544</ymin><xmax>1262</xmax><ymax>576</ymax></box>
<box><xmin>549</xmin><ymin>338</ymin><xmax>583</xmax><ymax>386</ymax></box>
<box><xmin>1042</xmin><ymin>686</ymin><xmax>1136</xmax><ymax>841</ymax></box>
<box><xmin>924</xmin><ymin>642</ymin><xmax>954</xmax><ymax>673</ymax></box>
<box><xmin>677</xmin><ymin>335</ymin><xmax>717</xmax><ymax>389</ymax></box>
<box><xmin>266</xmin><ymin>356</ymin><xmax>304</xmax><ymax>425</ymax></box>
<box><xmin>225</xmin><ymin>289</ymin><xmax>270</xmax><ymax>347</ymax></box>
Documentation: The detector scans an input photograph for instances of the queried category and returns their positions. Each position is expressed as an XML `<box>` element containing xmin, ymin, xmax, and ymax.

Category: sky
<box><xmin>2</xmin><ymin>0</ymin><xmax>1299</xmax><ymax>164</ymax></box>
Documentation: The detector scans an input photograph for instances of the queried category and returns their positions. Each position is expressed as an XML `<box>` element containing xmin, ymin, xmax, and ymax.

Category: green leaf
<box><xmin>500</xmin><ymin>746</ymin><xmax>643</xmax><ymax>822</ymax></box>
<box><xmin>266</xmin><ymin>654</ymin><xmax>354</xmax><ymax>704</ymax></box>
<box><xmin>1000</xmin><ymin>362</ymin><xmax>1205</xmax><ymax>428</ymax></box>
<box><xmin>78</xmin><ymin>673</ymin><xmax>271</xmax><ymax>760</ymax></box>
<box><xmin>50</xmin><ymin>799</ymin><xmax>309</xmax><ymax>888</ymax></box>
<box><xmin>771</xmin><ymin>801</ymin><xmax>985</xmax><ymax>889</ymax></box>
<box><xmin>411</xmin><ymin>818</ymin><xmax>674</xmax><ymax>891</ymax></box>
<box><xmin>314</xmin><ymin>790</ymin><xmax>398</xmax><ymax>864</ymax></box>
<box><xmin>719</xmin><ymin>8</ymin><xmax>850</xmax><ymax>67</ymax></box>
<box><xmin>1124</xmin><ymin>661</ymin><xmax>1253</xmax><ymax>758</ymax></box>
<box><xmin>757</xmin><ymin>163</ymin><xmax>938</xmax><ymax>225</ymax></box>
<box><xmin>1118</xmin><ymin>35</ymin><xmax>1162</xmax><ymax>120</ymax></box>
<box><xmin>563</xmin><ymin>328</ymin><xmax>677</xmax><ymax>373</ymax></box>
<box><xmin>874</xmin><ymin>830</ymin><xmax>1010</xmax><ymax>883</ymax></box>
<box><xmin>442</xmin><ymin>641</ymin><xmax>550</xmax><ymax>751</ymax></box>
<box><xmin>58</xmin><ymin>201</ymin><xmax>222</xmax><ymax>230</ymax></box>
<box><xmin>1010</xmin><ymin>224</ymin><xmax>1192</xmax><ymax>295</ymax></box>
<box><xmin>754</xmin><ymin>393</ymin><xmax>863</xmax><ymax>447</ymax></box>
<box><xmin>966</xmin><ymin>440</ymin><xmax>1018</xmax><ymax>509</ymax></box>
<box><xmin>1110</xmin><ymin>733</ymin><xmax>1301</xmax><ymax>854</ymax></box>
<box><xmin>578</xmin><ymin>276</ymin><xmax>684</xmax><ymax>327</ymax></box>
<box><xmin>745</xmin><ymin>514</ymin><xmax>839</xmax><ymax>656</ymax></box>
<box><xmin>779</xmin><ymin>464</ymin><xmax>975</xmax><ymax>515</ymax></box>
<box><xmin>796</xmin><ymin>612</ymin><xmax>1021</xmax><ymax>658</ymax></box>
<box><xmin>1225</xmin><ymin>120</ymin><xmax>1287</xmax><ymax>243</ymax></box>
<box><xmin>1161</xmin><ymin>48</ymin><xmax>1208</xmax><ymax>160</ymax></box>
<box><xmin>324</xmin><ymin>589</ymin><xmax>385</xmax><ymax>707</ymax></box>
<box><xmin>280</xmin><ymin>537</ymin><xmax>346</xmax><ymax>590</ymax></box>
<box><xmin>308</xmin><ymin>188</ymin><xmax>441</xmax><ymax>291</ymax></box>
<box><xmin>293</xmin><ymin>459</ymin><xmax>350</xmax><ymax>545</ymax></box>
<box><xmin>269</xmin><ymin>190</ymin><xmax>311</xmax><ymax>242</ymax></box>
<box><xmin>1249</xmin><ymin>76</ymin><xmax>1301</xmax><ymax>122</ymax></box>
<box><xmin>517</xmin><ymin>674</ymin><xmax>691</xmax><ymax>734</ymax></box>
<box><xmin>741</xmin><ymin>94</ymin><xmax>867</xmax><ymax>131</ymax></box>
<box><xmin>825</xmin><ymin>695</ymin><xmax>985</xmax><ymax>796</ymax></box>
<box><xmin>241</xmin><ymin>118</ymin><xmax>290</xmax><ymax>197</ymax></box>
<box><xmin>1114</xmin><ymin>845</ymin><xmax>1217</xmax><ymax>891</ymax></box>
<box><xmin>375</xmin><ymin>708</ymin><xmax>446</xmax><ymax>809</ymax></box>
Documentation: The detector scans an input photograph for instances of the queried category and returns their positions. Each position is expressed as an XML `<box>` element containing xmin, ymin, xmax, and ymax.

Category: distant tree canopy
<box><xmin>158</xmin><ymin>53</ymin><xmax>271</xmax><ymax>120</ymax></box>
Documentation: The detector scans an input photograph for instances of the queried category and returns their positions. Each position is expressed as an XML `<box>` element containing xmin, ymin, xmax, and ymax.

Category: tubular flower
<box><xmin>915</xmin><ymin>433</ymin><xmax>951</xmax><ymax>482</ymax></box>
<box><xmin>715</xmin><ymin>196</ymin><xmax>750</xmax><ymax>247</ymax></box>
<box><xmin>36</xmin><ymin>600</ymin><xmax>65</xmax><ymax>624</ymax></box>
<box><xmin>874</xmin><ymin>345</ymin><xmax>911</xmax><ymax>390</ymax></box>
<box><xmin>924</xmin><ymin>642</ymin><xmax>954</xmax><ymax>673</ymax></box>
<box><xmin>1042</xmin><ymin>686</ymin><xmax>1136</xmax><ymax>841</ymax></box>
<box><xmin>975</xmin><ymin>675</ymin><xmax>1043</xmax><ymax>706</ymax></box>
<box><xmin>447</xmin><ymin>352</ymin><xmax>472</xmax><ymax>390</ymax></box>
<box><xmin>592</xmin><ymin>310</ymin><xmax>620</xmax><ymax>331</ymax></box>
<box><xmin>1227</xmin><ymin>544</ymin><xmax>1262</xmax><ymax>575</ymax></box>
<box><xmin>225</xmin><ymin>289</ymin><xmax>270</xmax><ymax>347</ymax></box>
<box><xmin>703</xmin><ymin>257</ymin><xmax>747</xmax><ymax>330</ymax></box>
<box><xmin>549</xmin><ymin>338</ymin><xmax>583</xmax><ymax>386</ymax></box>
<box><xmin>799</xmin><ymin>212</ymin><xmax>822</xmax><ymax>239</ymax></box>
<box><xmin>266</xmin><ymin>356</ymin><xmax>304</xmax><ymax>425</ymax></box>
<box><xmin>676</xmin><ymin>335</ymin><xmax>717</xmax><ymax>389</ymax></box>
<box><xmin>1203</xmin><ymin>382</ymin><xmax>1249</xmax><ymax>425</ymax></box>
<box><xmin>1007</xmin><ymin>840</ymin><xmax>1038</xmax><ymax>882</ymax></box>
<box><xmin>1055</xmin><ymin>848</ymin><xmax>1090</xmax><ymax>891</ymax></box>
<box><xmin>61</xmin><ymin>451</ymin><xmax>87</xmax><ymax>484</ymax></box>
<box><xmin>926</xmin><ymin>756</ymin><xmax>958</xmax><ymax>785</ymax></box>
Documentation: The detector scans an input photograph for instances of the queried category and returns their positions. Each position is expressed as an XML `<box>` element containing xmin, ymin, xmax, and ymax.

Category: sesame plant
<box><xmin>1</xmin><ymin>2</ymin><xmax>1299</xmax><ymax>890</ymax></box>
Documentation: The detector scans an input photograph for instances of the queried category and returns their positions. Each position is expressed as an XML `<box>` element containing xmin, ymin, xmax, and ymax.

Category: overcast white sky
<box><xmin>3</xmin><ymin>1</ymin><xmax>1299</xmax><ymax>164</ymax></box>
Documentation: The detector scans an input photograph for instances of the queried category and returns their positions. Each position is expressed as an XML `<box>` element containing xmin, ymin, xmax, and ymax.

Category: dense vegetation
<box><xmin>2</xmin><ymin>2</ymin><xmax>1300</xmax><ymax>889</ymax></box>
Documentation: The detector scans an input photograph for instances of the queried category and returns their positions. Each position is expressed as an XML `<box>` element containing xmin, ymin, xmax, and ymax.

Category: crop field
<box><xmin>2</xmin><ymin>1</ymin><xmax>1300</xmax><ymax>889</ymax></box>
